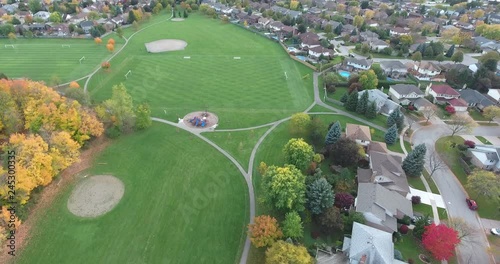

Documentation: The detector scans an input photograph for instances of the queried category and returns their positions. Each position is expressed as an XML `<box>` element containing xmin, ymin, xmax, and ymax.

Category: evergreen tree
<box><xmin>387</xmin><ymin>109</ymin><xmax>404</xmax><ymax>132</ymax></box>
<box><xmin>340</xmin><ymin>92</ymin><xmax>348</xmax><ymax>103</ymax></box>
<box><xmin>325</xmin><ymin>121</ymin><xmax>342</xmax><ymax>145</ymax></box>
<box><xmin>385</xmin><ymin>124</ymin><xmax>398</xmax><ymax>145</ymax></box>
<box><xmin>356</xmin><ymin>91</ymin><xmax>369</xmax><ymax>114</ymax></box>
<box><xmin>365</xmin><ymin>101</ymin><xmax>377</xmax><ymax>119</ymax></box>
<box><xmin>445</xmin><ymin>44</ymin><xmax>455</xmax><ymax>58</ymax></box>
<box><xmin>402</xmin><ymin>143</ymin><xmax>427</xmax><ymax>177</ymax></box>
<box><xmin>183</xmin><ymin>10</ymin><xmax>188</xmax><ymax>18</ymax></box>
<box><xmin>128</xmin><ymin>10</ymin><xmax>137</xmax><ymax>24</ymax></box>
<box><xmin>345</xmin><ymin>91</ymin><xmax>358</xmax><ymax>111</ymax></box>
<box><xmin>306</xmin><ymin>178</ymin><xmax>334</xmax><ymax>215</ymax></box>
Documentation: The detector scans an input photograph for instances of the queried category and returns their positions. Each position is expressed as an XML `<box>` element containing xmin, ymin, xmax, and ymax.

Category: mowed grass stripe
<box><xmin>0</xmin><ymin>36</ymin><xmax>124</xmax><ymax>82</ymax></box>
<box><xmin>16</xmin><ymin>125</ymin><xmax>249</xmax><ymax>264</ymax></box>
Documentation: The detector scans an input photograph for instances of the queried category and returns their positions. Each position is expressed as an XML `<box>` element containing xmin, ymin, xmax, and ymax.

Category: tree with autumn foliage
<box><xmin>69</xmin><ymin>81</ymin><xmax>80</xmax><ymax>89</ymax></box>
<box><xmin>101</xmin><ymin>61</ymin><xmax>111</xmax><ymax>70</ymax></box>
<box><xmin>248</xmin><ymin>215</ymin><xmax>283</xmax><ymax>248</ymax></box>
<box><xmin>0</xmin><ymin>79</ymin><xmax>103</xmax><ymax>204</ymax></box>
<box><xmin>283</xmin><ymin>138</ymin><xmax>314</xmax><ymax>171</ymax></box>
<box><xmin>107</xmin><ymin>38</ymin><xmax>115</xmax><ymax>45</ymax></box>
<box><xmin>106</xmin><ymin>43</ymin><xmax>115</xmax><ymax>52</ymax></box>
<box><xmin>422</xmin><ymin>224</ymin><xmax>460</xmax><ymax>261</ymax></box>
<box><xmin>334</xmin><ymin>192</ymin><xmax>355</xmax><ymax>210</ymax></box>
<box><xmin>94</xmin><ymin>37</ymin><xmax>102</xmax><ymax>44</ymax></box>
<box><xmin>265</xmin><ymin>240</ymin><xmax>313</xmax><ymax>264</ymax></box>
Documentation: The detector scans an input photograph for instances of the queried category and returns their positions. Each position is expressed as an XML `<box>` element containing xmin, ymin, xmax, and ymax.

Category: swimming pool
<box><xmin>295</xmin><ymin>55</ymin><xmax>306</xmax><ymax>61</ymax></box>
<box><xmin>339</xmin><ymin>71</ymin><xmax>351</xmax><ymax>79</ymax></box>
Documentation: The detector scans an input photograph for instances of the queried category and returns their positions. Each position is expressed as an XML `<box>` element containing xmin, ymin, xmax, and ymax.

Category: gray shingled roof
<box><xmin>356</xmin><ymin>183</ymin><xmax>413</xmax><ymax>232</ymax></box>
<box><xmin>369</xmin><ymin>151</ymin><xmax>410</xmax><ymax>196</ymax></box>
<box><xmin>459</xmin><ymin>89</ymin><xmax>494</xmax><ymax>107</ymax></box>
<box><xmin>345</xmin><ymin>222</ymin><xmax>394</xmax><ymax>264</ymax></box>
<box><xmin>390</xmin><ymin>84</ymin><xmax>423</xmax><ymax>96</ymax></box>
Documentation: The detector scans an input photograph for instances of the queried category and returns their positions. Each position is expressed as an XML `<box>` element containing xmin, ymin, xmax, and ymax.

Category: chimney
<box><xmin>360</xmin><ymin>254</ymin><xmax>368</xmax><ymax>264</ymax></box>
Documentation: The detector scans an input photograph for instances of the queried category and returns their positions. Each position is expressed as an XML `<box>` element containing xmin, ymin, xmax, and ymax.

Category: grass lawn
<box><xmin>407</xmin><ymin>175</ymin><xmax>426</xmax><ymax>191</ymax></box>
<box><xmin>395</xmin><ymin>230</ymin><xmax>448</xmax><ymax>264</ymax></box>
<box><xmin>435</xmin><ymin>136</ymin><xmax>499</xmax><ymax>219</ymax></box>
<box><xmin>87</xmin><ymin>13</ymin><xmax>314</xmax><ymax>129</ymax></box>
<box><xmin>476</xmin><ymin>136</ymin><xmax>492</xmax><ymax>145</ymax></box>
<box><xmin>203</xmin><ymin>126</ymin><xmax>270</xmax><ymax>170</ymax></box>
<box><xmin>0</xmin><ymin>35</ymin><xmax>124</xmax><ymax>83</ymax></box>
<box><xmin>16</xmin><ymin>124</ymin><xmax>249</xmax><ymax>264</ymax></box>
<box><xmin>422</xmin><ymin>170</ymin><xmax>440</xmax><ymax>194</ymax></box>
<box><xmin>328</xmin><ymin>87</ymin><xmax>348</xmax><ymax>101</ymax></box>
<box><xmin>468</xmin><ymin>109</ymin><xmax>488</xmax><ymax>122</ymax></box>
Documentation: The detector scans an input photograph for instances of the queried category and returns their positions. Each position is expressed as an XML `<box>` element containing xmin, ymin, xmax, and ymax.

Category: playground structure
<box><xmin>182</xmin><ymin>111</ymin><xmax>219</xmax><ymax>129</ymax></box>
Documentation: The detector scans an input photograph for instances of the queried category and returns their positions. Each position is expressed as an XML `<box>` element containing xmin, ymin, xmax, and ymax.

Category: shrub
<box><xmin>457</xmin><ymin>144</ymin><xmax>469</xmax><ymax>151</ymax></box>
<box><xmin>398</xmin><ymin>215</ymin><xmax>411</xmax><ymax>225</ymax></box>
<box><xmin>101</xmin><ymin>61</ymin><xmax>111</xmax><ymax>69</ymax></box>
<box><xmin>411</xmin><ymin>195</ymin><xmax>421</xmax><ymax>205</ymax></box>
<box><xmin>408</xmin><ymin>105</ymin><xmax>415</xmax><ymax>111</ymax></box>
<box><xmin>464</xmin><ymin>140</ymin><xmax>475</xmax><ymax>148</ymax></box>
<box><xmin>399</xmin><ymin>224</ymin><xmax>409</xmax><ymax>234</ymax></box>
<box><xmin>408</xmin><ymin>259</ymin><xmax>414</xmax><ymax>264</ymax></box>
<box><xmin>445</xmin><ymin>105</ymin><xmax>455</xmax><ymax>114</ymax></box>
<box><xmin>105</xmin><ymin>126</ymin><xmax>122</xmax><ymax>138</ymax></box>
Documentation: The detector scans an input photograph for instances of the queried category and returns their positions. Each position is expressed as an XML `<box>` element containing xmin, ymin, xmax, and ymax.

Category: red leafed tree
<box><xmin>422</xmin><ymin>224</ymin><xmax>460</xmax><ymax>261</ymax></box>
<box><xmin>445</xmin><ymin>105</ymin><xmax>456</xmax><ymax>114</ymax></box>
<box><xmin>334</xmin><ymin>192</ymin><xmax>355</xmax><ymax>209</ymax></box>
<box><xmin>247</xmin><ymin>215</ymin><xmax>283</xmax><ymax>248</ymax></box>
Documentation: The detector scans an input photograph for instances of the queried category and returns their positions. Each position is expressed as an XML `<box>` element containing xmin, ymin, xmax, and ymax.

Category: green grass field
<box><xmin>15</xmin><ymin>124</ymin><xmax>249</xmax><ymax>263</ymax></box>
<box><xmin>87</xmin><ymin>14</ymin><xmax>314</xmax><ymax>128</ymax></box>
<box><xmin>0</xmin><ymin>36</ymin><xmax>124</xmax><ymax>83</ymax></box>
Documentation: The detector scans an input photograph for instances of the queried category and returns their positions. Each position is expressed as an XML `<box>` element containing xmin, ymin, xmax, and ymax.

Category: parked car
<box><xmin>491</xmin><ymin>228</ymin><xmax>500</xmax><ymax>236</ymax></box>
<box><xmin>466</xmin><ymin>198</ymin><xmax>478</xmax><ymax>210</ymax></box>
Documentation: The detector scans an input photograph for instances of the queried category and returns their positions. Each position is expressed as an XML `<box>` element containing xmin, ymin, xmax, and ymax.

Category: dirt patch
<box><xmin>145</xmin><ymin>39</ymin><xmax>187</xmax><ymax>53</ymax></box>
<box><xmin>67</xmin><ymin>175</ymin><xmax>124</xmax><ymax>218</ymax></box>
<box><xmin>171</xmin><ymin>18</ymin><xmax>185</xmax><ymax>22</ymax></box>
<box><xmin>0</xmin><ymin>137</ymin><xmax>111</xmax><ymax>262</ymax></box>
<box><xmin>183</xmin><ymin>111</ymin><xmax>219</xmax><ymax>129</ymax></box>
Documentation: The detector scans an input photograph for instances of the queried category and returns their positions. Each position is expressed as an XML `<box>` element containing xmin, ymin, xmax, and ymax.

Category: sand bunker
<box><xmin>171</xmin><ymin>18</ymin><xmax>185</xmax><ymax>22</ymax></box>
<box><xmin>145</xmin><ymin>39</ymin><xmax>187</xmax><ymax>53</ymax></box>
<box><xmin>67</xmin><ymin>175</ymin><xmax>125</xmax><ymax>218</ymax></box>
<box><xmin>183</xmin><ymin>111</ymin><xmax>219</xmax><ymax>129</ymax></box>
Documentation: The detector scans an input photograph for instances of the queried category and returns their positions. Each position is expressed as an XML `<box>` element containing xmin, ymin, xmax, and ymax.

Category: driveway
<box><xmin>412</xmin><ymin>124</ymin><xmax>495</xmax><ymax>264</ymax></box>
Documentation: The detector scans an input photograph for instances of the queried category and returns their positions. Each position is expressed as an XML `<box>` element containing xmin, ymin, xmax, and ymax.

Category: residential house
<box><xmin>299</xmin><ymin>32</ymin><xmax>320</xmax><ymax>49</ymax></box>
<box><xmin>362</xmin><ymin>151</ymin><xmax>411</xmax><ymax>196</ymax></box>
<box><xmin>345</xmin><ymin>124</ymin><xmax>371</xmax><ymax>146</ymax></box>
<box><xmin>308</xmin><ymin>46</ymin><xmax>333</xmax><ymax>59</ymax></box>
<box><xmin>269</xmin><ymin>21</ymin><xmax>285</xmax><ymax>32</ymax></box>
<box><xmin>345</xmin><ymin>57</ymin><xmax>372</xmax><ymax>71</ymax></box>
<box><xmin>270</xmin><ymin>5</ymin><xmax>302</xmax><ymax>19</ymax></box>
<box><xmin>342</xmin><ymin>223</ymin><xmax>407</xmax><ymax>264</ymax></box>
<box><xmin>355</xmin><ymin>183</ymin><xmax>413</xmax><ymax>233</ymax></box>
<box><xmin>80</xmin><ymin>21</ymin><xmax>94</xmax><ymax>34</ymax></box>
<box><xmin>321</xmin><ymin>20</ymin><xmax>340</xmax><ymax>32</ymax></box>
<box><xmin>379</xmin><ymin>61</ymin><xmax>408</xmax><ymax>79</ymax></box>
<box><xmin>487</xmin><ymin>89</ymin><xmax>500</xmax><ymax>105</ymax></box>
<box><xmin>360</xmin><ymin>31</ymin><xmax>379</xmax><ymax>42</ymax></box>
<box><xmin>455</xmin><ymin>21</ymin><xmax>474</xmax><ymax>31</ymax></box>
<box><xmin>488</xmin><ymin>13</ymin><xmax>500</xmax><ymax>24</ymax></box>
<box><xmin>459</xmin><ymin>89</ymin><xmax>495</xmax><ymax>111</ymax></box>
<box><xmin>358</xmin><ymin>89</ymin><xmax>401</xmax><ymax>116</ymax></box>
<box><xmin>426</xmin><ymin>83</ymin><xmax>468</xmax><ymax>112</ymax></box>
<box><xmin>389</xmin><ymin>27</ymin><xmax>410</xmax><ymax>37</ymax></box>
<box><xmin>33</xmin><ymin>11</ymin><xmax>51</xmax><ymax>22</ymax></box>
<box><xmin>308</xmin><ymin>7</ymin><xmax>322</xmax><ymax>15</ymax></box>
<box><xmin>407</xmin><ymin>61</ymin><xmax>445</xmax><ymax>82</ymax></box>
<box><xmin>388</xmin><ymin>84</ymin><xmax>424</xmax><ymax>105</ymax></box>
<box><xmin>412</xmin><ymin>97</ymin><xmax>435</xmax><ymax>111</ymax></box>
<box><xmin>368</xmin><ymin>39</ymin><xmax>390</xmax><ymax>52</ymax></box>
<box><xmin>257</xmin><ymin>17</ymin><xmax>272</xmax><ymax>29</ymax></box>
<box><xmin>467</xmin><ymin>145</ymin><xmax>500</xmax><ymax>172</ymax></box>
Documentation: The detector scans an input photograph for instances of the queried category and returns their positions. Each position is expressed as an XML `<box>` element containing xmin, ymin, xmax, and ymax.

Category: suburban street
<box><xmin>412</xmin><ymin>122</ymin><xmax>499</xmax><ymax>264</ymax></box>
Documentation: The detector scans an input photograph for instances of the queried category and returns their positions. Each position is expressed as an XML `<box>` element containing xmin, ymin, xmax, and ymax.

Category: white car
<box><xmin>491</xmin><ymin>228</ymin><xmax>500</xmax><ymax>236</ymax></box>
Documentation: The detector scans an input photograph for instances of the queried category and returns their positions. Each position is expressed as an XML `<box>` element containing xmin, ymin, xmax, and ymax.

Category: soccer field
<box><xmin>0</xmin><ymin>36</ymin><xmax>123</xmax><ymax>83</ymax></box>
<box><xmin>87</xmin><ymin>14</ymin><xmax>314</xmax><ymax>128</ymax></box>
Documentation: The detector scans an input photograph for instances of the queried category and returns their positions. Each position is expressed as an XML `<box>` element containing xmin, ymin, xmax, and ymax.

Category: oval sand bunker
<box><xmin>67</xmin><ymin>175</ymin><xmax>125</xmax><ymax>218</ymax></box>
<box><xmin>145</xmin><ymin>39</ymin><xmax>187</xmax><ymax>53</ymax></box>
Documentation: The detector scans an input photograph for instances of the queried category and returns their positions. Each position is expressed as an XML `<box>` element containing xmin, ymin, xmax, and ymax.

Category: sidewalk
<box><xmin>407</xmin><ymin>187</ymin><xmax>446</xmax><ymax>208</ymax></box>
